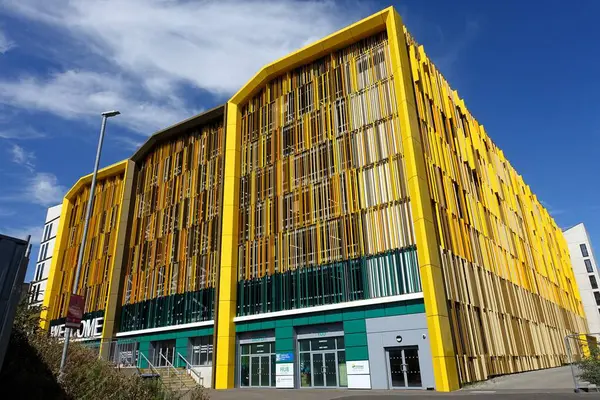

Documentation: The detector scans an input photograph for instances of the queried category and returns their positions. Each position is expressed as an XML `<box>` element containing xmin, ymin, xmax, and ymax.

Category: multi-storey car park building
<box><xmin>41</xmin><ymin>7</ymin><xmax>588</xmax><ymax>392</ymax></box>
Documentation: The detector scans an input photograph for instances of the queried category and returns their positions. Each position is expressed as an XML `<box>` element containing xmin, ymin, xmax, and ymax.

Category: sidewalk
<box><xmin>206</xmin><ymin>367</ymin><xmax>586</xmax><ymax>400</ymax></box>
<box><xmin>462</xmin><ymin>366</ymin><xmax>578</xmax><ymax>391</ymax></box>
<box><xmin>206</xmin><ymin>388</ymin><xmax>591</xmax><ymax>400</ymax></box>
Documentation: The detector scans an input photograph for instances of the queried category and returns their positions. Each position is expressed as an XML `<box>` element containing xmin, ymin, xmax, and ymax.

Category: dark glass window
<box><xmin>581</xmin><ymin>244</ymin><xmax>590</xmax><ymax>257</ymax></box>
<box><xmin>299</xmin><ymin>340</ymin><xmax>310</xmax><ymax>352</ymax></box>
<box><xmin>35</xmin><ymin>263</ymin><xmax>44</xmax><ymax>281</ymax></box>
<box><xmin>43</xmin><ymin>224</ymin><xmax>51</xmax><ymax>241</ymax></box>
<box><xmin>590</xmin><ymin>276</ymin><xmax>598</xmax><ymax>290</ymax></box>
<box><xmin>189</xmin><ymin>336</ymin><xmax>213</xmax><ymax>366</ymax></box>
<box><xmin>585</xmin><ymin>259</ymin><xmax>594</xmax><ymax>273</ymax></box>
<box><xmin>310</xmin><ymin>338</ymin><xmax>336</xmax><ymax>351</ymax></box>
<box><xmin>594</xmin><ymin>292</ymin><xmax>600</xmax><ymax>306</ymax></box>
<box><xmin>38</xmin><ymin>243</ymin><xmax>48</xmax><ymax>262</ymax></box>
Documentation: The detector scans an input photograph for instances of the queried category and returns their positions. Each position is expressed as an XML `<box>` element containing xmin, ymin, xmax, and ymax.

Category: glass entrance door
<box><xmin>259</xmin><ymin>355</ymin><xmax>271</xmax><ymax>387</ymax></box>
<box><xmin>240</xmin><ymin>342</ymin><xmax>275</xmax><ymax>387</ymax></box>
<box><xmin>298</xmin><ymin>337</ymin><xmax>346</xmax><ymax>388</ymax></box>
<box><xmin>249</xmin><ymin>355</ymin><xmax>271</xmax><ymax>387</ymax></box>
<box><xmin>387</xmin><ymin>346</ymin><xmax>422</xmax><ymax>389</ymax></box>
<box><xmin>152</xmin><ymin>340</ymin><xmax>176</xmax><ymax>367</ymax></box>
<box><xmin>311</xmin><ymin>352</ymin><xmax>337</xmax><ymax>387</ymax></box>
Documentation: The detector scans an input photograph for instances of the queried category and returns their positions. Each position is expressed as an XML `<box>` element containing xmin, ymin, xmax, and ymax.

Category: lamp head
<box><xmin>102</xmin><ymin>110</ymin><xmax>121</xmax><ymax>118</ymax></box>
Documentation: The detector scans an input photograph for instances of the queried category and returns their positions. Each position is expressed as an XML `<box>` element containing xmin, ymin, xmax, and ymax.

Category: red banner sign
<box><xmin>65</xmin><ymin>294</ymin><xmax>84</xmax><ymax>329</ymax></box>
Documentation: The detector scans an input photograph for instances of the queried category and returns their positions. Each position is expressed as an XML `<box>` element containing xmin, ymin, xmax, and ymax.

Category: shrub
<box><xmin>188</xmin><ymin>386</ymin><xmax>211</xmax><ymax>400</ymax></box>
<box><xmin>577</xmin><ymin>347</ymin><xmax>600</xmax><ymax>385</ymax></box>
<box><xmin>0</xmin><ymin>302</ymin><xmax>208</xmax><ymax>400</ymax></box>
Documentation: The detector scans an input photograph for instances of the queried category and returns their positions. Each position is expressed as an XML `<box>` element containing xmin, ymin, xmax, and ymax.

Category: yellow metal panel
<box><xmin>386</xmin><ymin>10</ymin><xmax>459</xmax><ymax>391</ymax></box>
<box><xmin>44</xmin><ymin>160</ymin><xmax>128</xmax><ymax>325</ymax></box>
<box><xmin>402</xmin><ymin>6</ymin><xmax>586</xmax><ymax>384</ymax></box>
<box><xmin>215</xmin><ymin>300</ymin><xmax>237</xmax><ymax>387</ymax></box>
<box><xmin>214</xmin><ymin>102</ymin><xmax>241</xmax><ymax>389</ymax></box>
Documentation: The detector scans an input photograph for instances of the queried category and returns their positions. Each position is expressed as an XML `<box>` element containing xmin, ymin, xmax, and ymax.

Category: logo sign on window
<box><xmin>276</xmin><ymin>375</ymin><xmax>294</xmax><ymax>388</ymax></box>
<box><xmin>65</xmin><ymin>294</ymin><xmax>85</xmax><ymax>329</ymax></box>
<box><xmin>276</xmin><ymin>363</ymin><xmax>294</xmax><ymax>375</ymax></box>
<box><xmin>276</xmin><ymin>352</ymin><xmax>294</xmax><ymax>362</ymax></box>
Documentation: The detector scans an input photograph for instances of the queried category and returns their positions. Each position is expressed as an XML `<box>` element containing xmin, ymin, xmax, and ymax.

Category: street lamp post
<box><xmin>59</xmin><ymin>110</ymin><xmax>120</xmax><ymax>376</ymax></box>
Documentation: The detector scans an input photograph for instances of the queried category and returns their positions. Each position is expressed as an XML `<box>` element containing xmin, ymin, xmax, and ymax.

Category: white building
<box><xmin>564</xmin><ymin>223</ymin><xmax>600</xmax><ymax>333</ymax></box>
<box><xmin>29</xmin><ymin>204</ymin><xmax>62</xmax><ymax>307</ymax></box>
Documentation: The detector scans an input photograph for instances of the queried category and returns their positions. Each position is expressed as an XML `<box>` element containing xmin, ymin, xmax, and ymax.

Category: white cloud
<box><xmin>0</xmin><ymin>29</ymin><xmax>15</xmax><ymax>54</ymax></box>
<box><xmin>114</xmin><ymin>135</ymin><xmax>145</xmax><ymax>151</ymax></box>
<box><xmin>0</xmin><ymin>172</ymin><xmax>67</xmax><ymax>206</ymax></box>
<box><xmin>0</xmin><ymin>70</ymin><xmax>194</xmax><ymax>134</ymax></box>
<box><xmin>0</xmin><ymin>224</ymin><xmax>43</xmax><ymax>244</ymax></box>
<box><xmin>10</xmin><ymin>143</ymin><xmax>36</xmax><ymax>171</ymax></box>
<box><xmin>0</xmin><ymin>126</ymin><xmax>46</xmax><ymax>139</ymax></box>
<box><xmin>0</xmin><ymin>0</ymin><xmax>364</xmax><ymax>134</ymax></box>
<box><xmin>26</xmin><ymin>172</ymin><xmax>66</xmax><ymax>206</ymax></box>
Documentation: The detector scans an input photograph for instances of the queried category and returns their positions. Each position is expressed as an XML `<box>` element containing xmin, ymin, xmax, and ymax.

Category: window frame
<box><xmin>581</xmin><ymin>243</ymin><xmax>590</xmax><ymax>257</ymax></box>
<box><xmin>190</xmin><ymin>336</ymin><xmax>213</xmax><ymax>366</ymax></box>
<box><xmin>590</xmin><ymin>275</ymin><xmax>598</xmax><ymax>290</ymax></box>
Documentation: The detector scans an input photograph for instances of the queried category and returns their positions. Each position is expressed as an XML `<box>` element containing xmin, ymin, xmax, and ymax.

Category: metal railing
<box><xmin>138</xmin><ymin>352</ymin><xmax>175</xmax><ymax>400</ymax></box>
<box><xmin>105</xmin><ymin>339</ymin><xmax>199</xmax><ymax>395</ymax></box>
<box><xmin>108</xmin><ymin>340</ymin><xmax>139</xmax><ymax>367</ymax></box>
<box><xmin>138</xmin><ymin>351</ymin><xmax>161</xmax><ymax>377</ymax></box>
<box><xmin>158</xmin><ymin>352</ymin><xmax>190</xmax><ymax>390</ymax></box>
<box><xmin>177</xmin><ymin>352</ymin><xmax>204</xmax><ymax>386</ymax></box>
<box><xmin>564</xmin><ymin>332</ymin><xmax>600</xmax><ymax>393</ymax></box>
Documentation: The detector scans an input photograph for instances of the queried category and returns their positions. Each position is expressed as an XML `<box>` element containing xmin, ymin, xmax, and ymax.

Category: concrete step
<box><xmin>159</xmin><ymin>371</ymin><xmax>198</xmax><ymax>389</ymax></box>
<box><xmin>130</xmin><ymin>367</ymin><xmax>198</xmax><ymax>390</ymax></box>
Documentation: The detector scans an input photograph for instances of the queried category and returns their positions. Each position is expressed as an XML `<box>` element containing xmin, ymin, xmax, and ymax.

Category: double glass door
<box><xmin>299</xmin><ymin>337</ymin><xmax>347</xmax><ymax>388</ymax></box>
<box><xmin>248</xmin><ymin>355</ymin><xmax>271</xmax><ymax>386</ymax></box>
<box><xmin>153</xmin><ymin>340</ymin><xmax>176</xmax><ymax>367</ymax></box>
<box><xmin>240</xmin><ymin>342</ymin><xmax>275</xmax><ymax>387</ymax></box>
<box><xmin>310</xmin><ymin>352</ymin><xmax>338</xmax><ymax>387</ymax></box>
<box><xmin>386</xmin><ymin>346</ymin><xmax>422</xmax><ymax>389</ymax></box>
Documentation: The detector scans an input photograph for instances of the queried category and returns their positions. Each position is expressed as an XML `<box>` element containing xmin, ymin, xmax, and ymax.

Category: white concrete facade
<box><xmin>29</xmin><ymin>204</ymin><xmax>62</xmax><ymax>307</ymax></box>
<box><xmin>564</xmin><ymin>223</ymin><xmax>600</xmax><ymax>333</ymax></box>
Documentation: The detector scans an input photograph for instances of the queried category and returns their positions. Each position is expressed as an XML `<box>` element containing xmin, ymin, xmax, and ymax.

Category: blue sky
<box><xmin>0</xmin><ymin>0</ymin><xmax>598</xmax><ymax>282</ymax></box>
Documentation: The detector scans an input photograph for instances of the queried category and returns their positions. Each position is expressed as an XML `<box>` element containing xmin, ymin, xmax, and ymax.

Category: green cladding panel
<box><xmin>120</xmin><ymin>287</ymin><xmax>214</xmax><ymax>332</ymax></box>
<box><xmin>237</xmin><ymin>247</ymin><xmax>420</xmax><ymax>316</ymax></box>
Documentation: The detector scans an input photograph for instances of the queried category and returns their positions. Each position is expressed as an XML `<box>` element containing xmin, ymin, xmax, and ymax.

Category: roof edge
<box><xmin>229</xmin><ymin>7</ymin><xmax>394</xmax><ymax>105</ymax></box>
<box><xmin>131</xmin><ymin>104</ymin><xmax>225</xmax><ymax>163</ymax></box>
<box><xmin>65</xmin><ymin>159</ymin><xmax>129</xmax><ymax>200</ymax></box>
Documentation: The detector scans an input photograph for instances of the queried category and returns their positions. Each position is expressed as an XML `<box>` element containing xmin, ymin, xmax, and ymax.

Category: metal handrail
<box><xmin>158</xmin><ymin>352</ymin><xmax>189</xmax><ymax>389</ymax></box>
<box><xmin>564</xmin><ymin>332</ymin><xmax>599</xmax><ymax>393</ymax></box>
<box><xmin>177</xmin><ymin>352</ymin><xmax>203</xmax><ymax>386</ymax></box>
<box><xmin>137</xmin><ymin>352</ymin><xmax>171</xmax><ymax>400</ymax></box>
<box><xmin>138</xmin><ymin>351</ymin><xmax>161</xmax><ymax>377</ymax></box>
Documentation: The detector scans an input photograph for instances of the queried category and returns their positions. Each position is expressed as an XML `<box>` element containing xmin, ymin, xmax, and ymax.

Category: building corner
<box><xmin>385</xmin><ymin>8</ymin><xmax>460</xmax><ymax>391</ymax></box>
